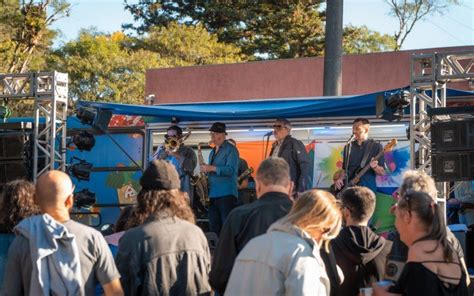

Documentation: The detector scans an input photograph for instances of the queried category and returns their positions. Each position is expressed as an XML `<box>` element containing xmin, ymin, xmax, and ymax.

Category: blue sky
<box><xmin>52</xmin><ymin>0</ymin><xmax>473</xmax><ymax>51</ymax></box>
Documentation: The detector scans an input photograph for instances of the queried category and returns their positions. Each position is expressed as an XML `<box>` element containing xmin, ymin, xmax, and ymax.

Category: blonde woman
<box><xmin>225</xmin><ymin>189</ymin><xmax>342</xmax><ymax>296</ymax></box>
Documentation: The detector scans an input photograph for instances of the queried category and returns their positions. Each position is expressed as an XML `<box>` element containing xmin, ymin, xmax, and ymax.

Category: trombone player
<box><xmin>152</xmin><ymin>125</ymin><xmax>197</xmax><ymax>200</ymax></box>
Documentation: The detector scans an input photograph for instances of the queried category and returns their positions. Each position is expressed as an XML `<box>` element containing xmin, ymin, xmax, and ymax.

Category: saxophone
<box><xmin>192</xmin><ymin>142</ymin><xmax>209</xmax><ymax>206</ymax></box>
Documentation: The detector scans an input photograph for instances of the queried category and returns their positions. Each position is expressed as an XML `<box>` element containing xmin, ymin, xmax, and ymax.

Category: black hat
<box><xmin>140</xmin><ymin>160</ymin><xmax>180</xmax><ymax>190</ymax></box>
<box><xmin>209</xmin><ymin>122</ymin><xmax>227</xmax><ymax>134</ymax></box>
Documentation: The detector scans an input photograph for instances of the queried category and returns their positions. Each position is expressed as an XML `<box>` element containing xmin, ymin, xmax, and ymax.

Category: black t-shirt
<box><xmin>342</xmin><ymin>139</ymin><xmax>384</xmax><ymax>193</ymax></box>
<box><xmin>389</xmin><ymin>262</ymin><xmax>468</xmax><ymax>296</ymax></box>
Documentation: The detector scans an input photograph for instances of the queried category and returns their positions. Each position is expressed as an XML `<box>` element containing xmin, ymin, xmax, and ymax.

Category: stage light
<box><xmin>76</xmin><ymin>106</ymin><xmax>113</xmax><ymax>131</ymax></box>
<box><xmin>69</xmin><ymin>157</ymin><xmax>93</xmax><ymax>181</ymax></box>
<box><xmin>377</xmin><ymin>90</ymin><xmax>410</xmax><ymax>122</ymax></box>
<box><xmin>72</xmin><ymin>131</ymin><xmax>96</xmax><ymax>151</ymax></box>
<box><xmin>74</xmin><ymin>188</ymin><xmax>96</xmax><ymax>209</ymax></box>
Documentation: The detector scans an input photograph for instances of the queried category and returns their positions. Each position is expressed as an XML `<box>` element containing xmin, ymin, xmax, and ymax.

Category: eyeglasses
<box><xmin>272</xmin><ymin>125</ymin><xmax>287</xmax><ymax>130</ymax></box>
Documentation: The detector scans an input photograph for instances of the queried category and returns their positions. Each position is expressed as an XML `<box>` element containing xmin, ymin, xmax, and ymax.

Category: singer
<box><xmin>334</xmin><ymin>118</ymin><xmax>385</xmax><ymax>194</ymax></box>
<box><xmin>268</xmin><ymin>118</ymin><xmax>311</xmax><ymax>196</ymax></box>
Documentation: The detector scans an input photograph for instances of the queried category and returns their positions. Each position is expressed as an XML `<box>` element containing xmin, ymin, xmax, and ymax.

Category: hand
<box><xmin>200</xmin><ymin>164</ymin><xmax>215</xmax><ymax>173</ymax></box>
<box><xmin>371</xmin><ymin>283</ymin><xmax>395</xmax><ymax>296</ymax></box>
<box><xmin>370</xmin><ymin>158</ymin><xmax>379</xmax><ymax>169</ymax></box>
<box><xmin>335</xmin><ymin>178</ymin><xmax>344</xmax><ymax>190</ymax></box>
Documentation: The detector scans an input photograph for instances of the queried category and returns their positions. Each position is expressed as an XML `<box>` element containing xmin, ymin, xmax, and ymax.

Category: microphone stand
<box><xmin>344</xmin><ymin>136</ymin><xmax>354</xmax><ymax>185</ymax></box>
<box><xmin>263</xmin><ymin>133</ymin><xmax>272</xmax><ymax>159</ymax></box>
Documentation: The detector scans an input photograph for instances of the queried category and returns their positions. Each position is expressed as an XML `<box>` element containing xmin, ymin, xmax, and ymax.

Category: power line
<box><xmin>426</xmin><ymin>19</ymin><xmax>470</xmax><ymax>45</ymax></box>
<box><xmin>444</xmin><ymin>14</ymin><xmax>474</xmax><ymax>31</ymax></box>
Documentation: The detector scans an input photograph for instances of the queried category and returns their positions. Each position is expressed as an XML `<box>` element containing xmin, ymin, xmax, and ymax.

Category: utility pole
<box><xmin>323</xmin><ymin>0</ymin><xmax>343</xmax><ymax>96</ymax></box>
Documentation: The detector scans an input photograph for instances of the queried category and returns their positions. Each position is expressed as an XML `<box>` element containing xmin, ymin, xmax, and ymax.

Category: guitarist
<box><xmin>334</xmin><ymin>118</ymin><xmax>385</xmax><ymax>194</ymax></box>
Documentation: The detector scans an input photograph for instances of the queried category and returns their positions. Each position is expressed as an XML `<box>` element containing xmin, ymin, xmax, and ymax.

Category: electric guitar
<box><xmin>336</xmin><ymin>139</ymin><xmax>397</xmax><ymax>196</ymax></box>
<box><xmin>238</xmin><ymin>167</ymin><xmax>254</xmax><ymax>183</ymax></box>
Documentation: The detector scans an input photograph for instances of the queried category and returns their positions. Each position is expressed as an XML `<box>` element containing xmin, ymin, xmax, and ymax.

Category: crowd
<box><xmin>0</xmin><ymin>117</ymin><xmax>471</xmax><ymax>295</ymax></box>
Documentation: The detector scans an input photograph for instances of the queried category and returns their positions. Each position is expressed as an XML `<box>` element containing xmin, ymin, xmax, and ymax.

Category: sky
<box><xmin>51</xmin><ymin>0</ymin><xmax>474</xmax><ymax>51</ymax></box>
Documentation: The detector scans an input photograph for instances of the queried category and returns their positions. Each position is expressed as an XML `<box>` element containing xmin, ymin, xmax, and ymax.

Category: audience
<box><xmin>0</xmin><ymin>180</ymin><xmax>39</xmax><ymax>292</ymax></box>
<box><xmin>386</xmin><ymin>170</ymin><xmax>469</xmax><ymax>285</ymax></box>
<box><xmin>374</xmin><ymin>191</ymin><xmax>468</xmax><ymax>295</ymax></box>
<box><xmin>332</xmin><ymin>186</ymin><xmax>392</xmax><ymax>295</ymax></box>
<box><xmin>115</xmin><ymin>159</ymin><xmax>211</xmax><ymax>296</ymax></box>
<box><xmin>225</xmin><ymin>189</ymin><xmax>342</xmax><ymax>295</ymax></box>
<box><xmin>209</xmin><ymin>157</ymin><xmax>293</xmax><ymax>294</ymax></box>
<box><xmin>3</xmin><ymin>171</ymin><xmax>123</xmax><ymax>296</ymax></box>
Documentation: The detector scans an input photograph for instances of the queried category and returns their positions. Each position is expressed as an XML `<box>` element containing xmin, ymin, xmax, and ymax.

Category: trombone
<box><xmin>164</xmin><ymin>131</ymin><xmax>191</xmax><ymax>153</ymax></box>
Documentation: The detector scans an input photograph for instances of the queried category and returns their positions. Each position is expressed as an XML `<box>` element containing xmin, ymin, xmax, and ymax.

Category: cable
<box><xmin>426</xmin><ymin>19</ymin><xmax>470</xmax><ymax>45</ymax></box>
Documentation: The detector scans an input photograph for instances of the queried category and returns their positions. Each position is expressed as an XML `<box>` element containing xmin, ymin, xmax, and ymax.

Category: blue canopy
<box><xmin>77</xmin><ymin>88</ymin><xmax>474</xmax><ymax>123</ymax></box>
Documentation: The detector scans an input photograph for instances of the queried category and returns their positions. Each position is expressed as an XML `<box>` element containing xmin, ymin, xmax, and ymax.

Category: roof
<box><xmin>77</xmin><ymin>88</ymin><xmax>474</xmax><ymax>123</ymax></box>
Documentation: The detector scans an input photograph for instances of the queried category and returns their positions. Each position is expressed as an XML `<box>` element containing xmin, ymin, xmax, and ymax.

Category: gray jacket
<box><xmin>225</xmin><ymin>220</ymin><xmax>330</xmax><ymax>296</ymax></box>
<box><xmin>116</xmin><ymin>216</ymin><xmax>211</xmax><ymax>296</ymax></box>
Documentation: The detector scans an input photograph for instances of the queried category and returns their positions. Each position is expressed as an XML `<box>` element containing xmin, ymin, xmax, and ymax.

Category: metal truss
<box><xmin>410</xmin><ymin>50</ymin><xmax>474</xmax><ymax>207</ymax></box>
<box><xmin>0</xmin><ymin>72</ymin><xmax>68</xmax><ymax>181</ymax></box>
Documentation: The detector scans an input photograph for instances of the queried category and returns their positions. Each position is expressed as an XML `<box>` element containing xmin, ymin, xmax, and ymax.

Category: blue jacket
<box><xmin>208</xmin><ymin>140</ymin><xmax>239</xmax><ymax>198</ymax></box>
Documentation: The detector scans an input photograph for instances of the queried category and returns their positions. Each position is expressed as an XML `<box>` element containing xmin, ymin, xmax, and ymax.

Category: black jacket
<box><xmin>270</xmin><ymin>135</ymin><xmax>311</xmax><ymax>193</ymax></box>
<box><xmin>331</xmin><ymin>226</ymin><xmax>392</xmax><ymax>296</ymax></box>
<box><xmin>209</xmin><ymin>192</ymin><xmax>292</xmax><ymax>294</ymax></box>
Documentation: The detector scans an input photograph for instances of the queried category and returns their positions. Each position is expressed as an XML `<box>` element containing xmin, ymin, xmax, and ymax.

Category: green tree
<box><xmin>48</xmin><ymin>24</ymin><xmax>244</xmax><ymax>104</ymax></box>
<box><xmin>385</xmin><ymin>0</ymin><xmax>459</xmax><ymax>50</ymax></box>
<box><xmin>48</xmin><ymin>30</ymin><xmax>159</xmax><ymax>104</ymax></box>
<box><xmin>343</xmin><ymin>25</ymin><xmax>396</xmax><ymax>54</ymax></box>
<box><xmin>0</xmin><ymin>0</ymin><xmax>70</xmax><ymax>73</ymax></box>
<box><xmin>123</xmin><ymin>1</ymin><xmax>395</xmax><ymax>59</ymax></box>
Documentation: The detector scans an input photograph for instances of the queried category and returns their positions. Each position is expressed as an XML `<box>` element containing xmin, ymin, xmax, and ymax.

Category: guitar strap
<box><xmin>360</xmin><ymin>139</ymin><xmax>375</xmax><ymax>169</ymax></box>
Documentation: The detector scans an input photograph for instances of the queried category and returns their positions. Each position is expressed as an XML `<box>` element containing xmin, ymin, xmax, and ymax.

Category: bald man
<box><xmin>3</xmin><ymin>171</ymin><xmax>123</xmax><ymax>296</ymax></box>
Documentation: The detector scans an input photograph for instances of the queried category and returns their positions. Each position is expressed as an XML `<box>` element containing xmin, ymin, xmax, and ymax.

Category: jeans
<box><xmin>209</xmin><ymin>195</ymin><xmax>236</xmax><ymax>237</ymax></box>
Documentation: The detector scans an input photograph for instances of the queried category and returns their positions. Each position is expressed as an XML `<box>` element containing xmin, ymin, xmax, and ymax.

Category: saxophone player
<box><xmin>200</xmin><ymin>122</ymin><xmax>239</xmax><ymax>236</ymax></box>
<box><xmin>152</xmin><ymin>125</ymin><xmax>197</xmax><ymax>200</ymax></box>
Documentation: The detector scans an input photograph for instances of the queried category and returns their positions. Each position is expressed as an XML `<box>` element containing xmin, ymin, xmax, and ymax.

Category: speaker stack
<box><xmin>431</xmin><ymin>119</ymin><xmax>474</xmax><ymax>182</ymax></box>
<box><xmin>0</xmin><ymin>122</ymin><xmax>32</xmax><ymax>188</ymax></box>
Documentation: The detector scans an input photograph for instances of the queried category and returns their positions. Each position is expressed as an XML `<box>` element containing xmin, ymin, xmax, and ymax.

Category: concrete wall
<box><xmin>145</xmin><ymin>46</ymin><xmax>474</xmax><ymax>104</ymax></box>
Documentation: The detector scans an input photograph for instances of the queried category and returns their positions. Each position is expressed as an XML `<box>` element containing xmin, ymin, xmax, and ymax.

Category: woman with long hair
<box><xmin>374</xmin><ymin>191</ymin><xmax>468</xmax><ymax>296</ymax></box>
<box><xmin>116</xmin><ymin>160</ymin><xmax>210</xmax><ymax>295</ymax></box>
<box><xmin>0</xmin><ymin>179</ymin><xmax>39</xmax><ymax>292</ymax></box>
<box><xmin>225</xmin><ymin>189</ymin><xmax>342</xmax><ymax>296</ymax></box>
<box><xmin>0</xmin><ymin>179</ymin><xmax>39</xmax><ymax>233</ymax></box>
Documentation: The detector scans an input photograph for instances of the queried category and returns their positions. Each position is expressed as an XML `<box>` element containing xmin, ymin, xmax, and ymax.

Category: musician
<box><xmin>152</xmin><ymin>125</ymin><xmax>197</xmax><ymax>199</ymax></box>
<box><xmin>334</xmin><ymin>118</ymin><xmax>385</xmax><ymax>194</ymax></box>
<box><xmin>200</xmin><ymin>122</ymin><xmax>239</xmax><ymax>236</ymax></box>
<box><xmin>269</xmin><ymin>118</ymin><xmax>311</xmax><ymax>195</ymax></box>
<box><xmin>228</xmin><ymin>138</ymin><xmax>255</xmax><ymax>205</ymax></box>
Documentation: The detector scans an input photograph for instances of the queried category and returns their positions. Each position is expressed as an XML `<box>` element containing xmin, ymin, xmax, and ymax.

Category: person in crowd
<box><xmin>116</xmin><ymin>159</ymin><xmax>211</xmax><ymax>296</ymax></box>
<box><xmin>225</xmin><ymin>189</ymin><xmax>342</xmax><ymax>296</ymax></box>
<box><xmin>0</xmin><ymin>180</ymin><xmax>39</xmax><ymax>293</ymax></box>
<box><xmin>332</xmin><ymin>186</ymin><xmax>392</xmax><ymax>295</ymax></box>
<box><xmin>269</xmin><ymin>117</ymin><xmax>311</xmax><ymax>195</ymax></box>
<box><xmin>104</xmin><ymin>205</ymin><xmax>135</xmax><ymax>256</ymax></box>
<box><xmin>328</xmin><ymin>169</ymin><xmax>344</xmax><ymax>197</ymax></box>
<box><xmin>228</xmin><ymin>138</ymin><xmax>253</xmax><ymax>204</ymax></box>
<box><xmin>3</xmin><ymin>171</ymin><xmax>123</xmax><ymax>296</ymax></box>
<box><xmin>200</xmin><ymin>122</ymin><xmax>239</xmax><ymax>235</ymax></box>
<box><xmin>373</xmin><ymin>191</ymin><xmax>468</xmax><ymax>295</ymax></box>
<box><xmin>385</xmin><ymin>170</ymin><xmax>469</xmax><ymax>285</ymax></box>
<box><xmin>152</xmin><ymin>125</ymin><xmax>197</xmax><ymax>201</ymax></box>
<box><xmin>209</xmin><ymin>158</ymin><xmax>293</xmax><ymax>294</ymax></box>
<box><xmin>453</xmin><ymin>180</ymin><xmax>474</xmax><ymax>227</ymax></box>
<box><xmin>334</xmin><ymin>118</ymin><xmax>385</xmax><ymax>194</ymax></box>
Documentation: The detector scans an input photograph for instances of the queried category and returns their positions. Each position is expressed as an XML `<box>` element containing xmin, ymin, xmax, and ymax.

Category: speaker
<box><xmin>0</xmin><ymin>160</ymin><xmax>28</xmax><ymax>185</ymax></box>
<box><xmin>0</xmin><ymin>134</ymin><xmax>26</xmax><ymax>159</ymax></box>
<box><xmin>432</xmin><ymin>151</ymin><xmax>474</xmax><ymax>182</ymax></box>
<box><xmin>431</xmin><ymin>120</ymin><xmax>474</xmax><ymax>152</ymax></box>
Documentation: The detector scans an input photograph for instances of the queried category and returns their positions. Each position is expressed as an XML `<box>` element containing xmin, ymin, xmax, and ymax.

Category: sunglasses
<box><xmin>272</xmin><ymin>125</ymin><xmax>287</xmax><ymax>130</ymax></box>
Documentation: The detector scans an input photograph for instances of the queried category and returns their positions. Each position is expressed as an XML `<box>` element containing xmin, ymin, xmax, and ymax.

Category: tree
<box><xmin>123</xmin><ymin>1</ymin><xmax>396</xmax><ymax>59</ymax></box>
<box><xmin>0</xmin><ymin>0</ymin><xmax>70</xmax><ymax>73</ymax></box>
<box><xmin>47</xmin><ymin>24</ymin><xmax>244</xmax><ymax>104</ymax></box>
<box><xmin>0</xmin><ymin>0</ymin><xmax>70</xmax><ymax>117</ymax></box>
<box><xmin>343</xmin><ymin>25</ymin><xmax>396</xmax><ymax>54</ymax></box>
<box><xmin>385</xmin><ymin>0</ymin><xmax>459</xmax><ymax>50</ymax></box>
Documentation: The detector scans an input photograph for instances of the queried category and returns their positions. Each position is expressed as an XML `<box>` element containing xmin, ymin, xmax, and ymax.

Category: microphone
<box><xmin>263</xmin><ymin>131</ymin><xmax>273</xmax><ymax>137</ymax></box>
<box><xmin>346</xmin><ymin>134</ymin><xmax>356</xmax><ymax>144</ymax></box>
